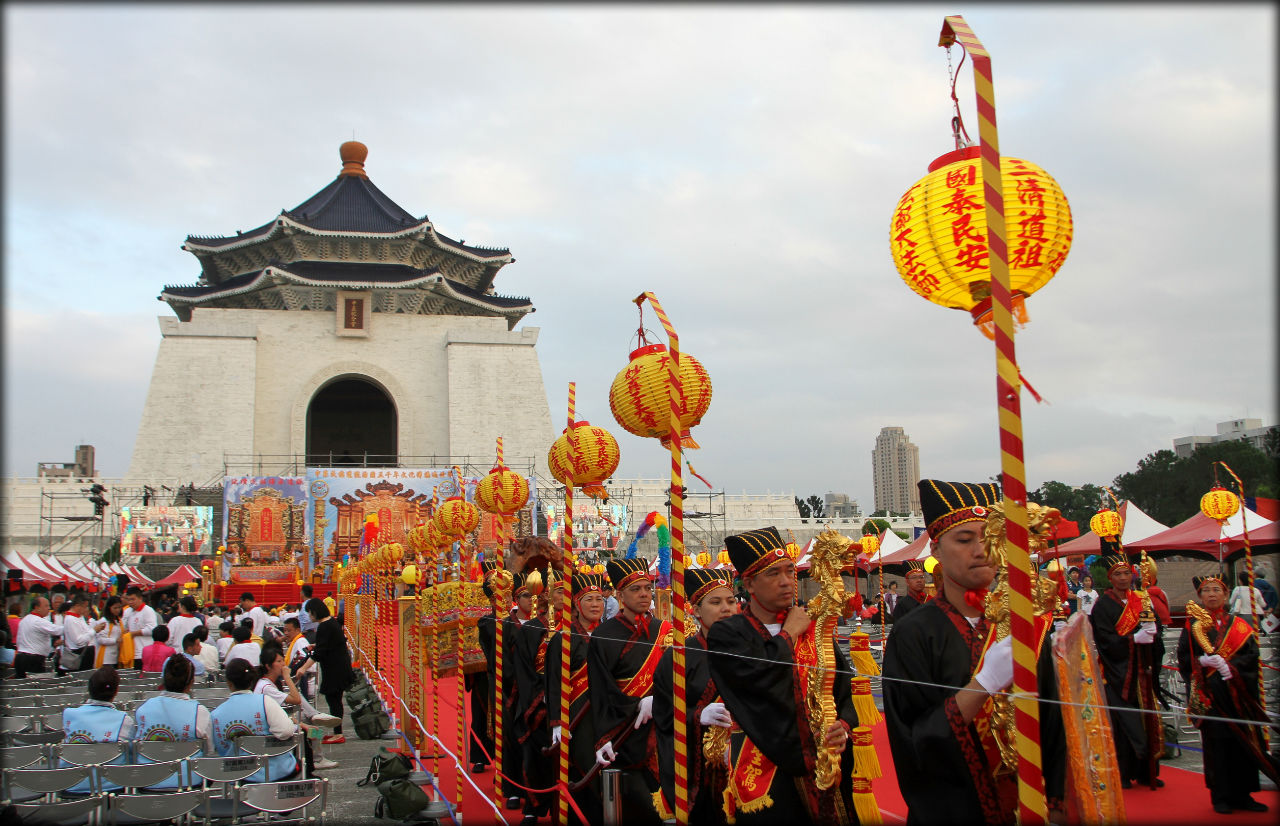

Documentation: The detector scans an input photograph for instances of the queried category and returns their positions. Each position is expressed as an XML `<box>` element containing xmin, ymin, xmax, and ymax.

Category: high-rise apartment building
<box><xmin>872</xmin><ymin>427</ymin><xmax>920</xmax><ymax>515</ymax></box>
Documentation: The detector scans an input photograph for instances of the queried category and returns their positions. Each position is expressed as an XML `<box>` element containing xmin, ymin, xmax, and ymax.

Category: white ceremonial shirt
<box><xmin>167</xmin><ymin>614</ymin><xmax>204</xmax><ymax>649</ymax></box>
<box><xmin>17</xmin><ymin>612</ymin><xmax>61</xmax><ymax>656</ymax></box>
<box><xmin>124</xmin><ymin>604</ymin><xmax>159</xmax><ymax>652</ymax></box>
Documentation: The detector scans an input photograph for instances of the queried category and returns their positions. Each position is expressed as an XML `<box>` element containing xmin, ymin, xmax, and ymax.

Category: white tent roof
<box><xmin>1118</xmin><ymin>500</ymin><xmax>1171</xmax><ymax>543</ymax></box>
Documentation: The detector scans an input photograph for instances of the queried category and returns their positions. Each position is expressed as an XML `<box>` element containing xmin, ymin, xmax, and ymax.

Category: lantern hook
<box><xmin>946</xmin><ymin>44</ymin><xmax>974</xmax><ymax>150</ymax></box>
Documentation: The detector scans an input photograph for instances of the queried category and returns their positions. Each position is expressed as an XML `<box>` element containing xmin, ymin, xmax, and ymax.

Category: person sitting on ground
<box><xmin>140</xmin><ymin>624</ymin><xmax>177</xmax><ymax>672</ymax></box>
<box><xmin>254</xmin><ymin>644</ymin><xmax>340</xmax><ymax>770</ymax></box>
<box><xmin>215</xmin><ymin>620</ymin><xmax>236</xmax><ymax>661</ymax></box>
<box><xmin>134</xmin><ymin>654</ymin><xmax>210</xmax><ymax>789</ymax></box>
<box><xmin>223</xmin><ymin>624</ymin><xmax>262</xmax><ymax>667</ymax></box>
<box><xmin>211</xmin><ymin>658</ymin><xmax>304</xmax><ymax>782</ymax></box>
<box><xmin>181</xmin><ymin>633</ymin><xmax>207</xmax><ymax>677</ymax></box>
<box><xmin>60</xmin><ymin>666</ymin><xmax>134</xmax><ymax>792</ymax></box>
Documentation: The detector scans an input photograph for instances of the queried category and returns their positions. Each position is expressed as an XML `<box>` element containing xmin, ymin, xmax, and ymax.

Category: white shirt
<box><xmin>254</xmin><ymin>676</ymin><xmax>295</xmax><ymax>707</ymax></box>
<box><xmin>167</xmin><ymin>614</ymin><xmax>203</xmax><ymax>649</ymax></box>
<box><xmin>195</xmin><ymin>641</ymin><xmax>220</xmax><ymax>672</ymax></box>
<box><xmin>61</xmin><ymin>613</ymin><xmax>96</xmax><ymax>651</ymax></box>
<box><xmin>1077</xmin><ymin>589</ymin><xmax>1100</xmax><ymax>616</ymax></box>
<box><xmin>124</xmin><ymin>604</ymin><xmax>159</xmax><ymax>652</ymax></box>
<box><xmin>242</xmin><ymin>606</ymin><xmax>269</xmax><ymax>638</ymax></box>
<box><xmin>1229</xmin><ymin>585</ymin><xmax>1265</xmax><ymax>615</ymax></box>
<box><xmin>205</xmin><ymin>614</ymin><xmax>222</xmax><ymax>632</ymax></box>
<box><xmin>763</xmin><ymin>622</ymin><xmax>782</xmax><ymax>636</ymax></box>
<box><xmin>223</xmin><ymin>690</ymin><xmax>297</xmax><ymax>739</ymax></box>
<box><xmin>216</xmin><ymin>636</ymin><xmax>235</xmax><ymax>661</ymax></box>
<box><xmin>94</xmin><ymin>619</ymin><xmax>124</xmax><ymax>665</ymax></box>
<box><xmin>17</xmin><ymin>612</ymin><xmax>61</xmax><ymax>655</ymax></box>
<box><xmin>224</xmin><ymin>641</ymin><xmax>262</xmax><ymax>667</ymax></box>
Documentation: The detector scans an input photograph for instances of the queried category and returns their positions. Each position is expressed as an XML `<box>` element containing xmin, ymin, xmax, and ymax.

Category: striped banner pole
<box><xmin>559</xmin><ymin>384</ymin><xmax>577</xmax><ymax>825</ymax></box>
<box><xmin>493</xmin><ymin>437</ymin><xmax>506</xmax><ymax>807</ymax></box>
<box><xmin>634</xmin><ymin>292</ymin><xmax>690</xmax><ymax>824</ymax></box>
<box><xmin>454</xmin><ymin>466</ymin><xmax>466</xmax><ymax>810</ymax></box>
<box><xmin>1215</xmin><ymin>461</ymin><xmax>1266</xmax><ymax>743</ymax></box>
<box><xmin>939</xmin><ymin>16</ymin><xmax>1046</xmax><ymax>824</ymax></box>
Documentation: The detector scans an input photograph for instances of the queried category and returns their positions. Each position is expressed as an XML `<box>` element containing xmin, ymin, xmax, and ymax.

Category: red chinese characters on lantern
<box><xmin>946</xmin><ymin>163</ymin><xmax>987</xmax><ymax>272</ymax></box>
<box><xmin>891</xmin><ymin>185</ymin><xmax>941</xmax><ymax>297</ymax></box>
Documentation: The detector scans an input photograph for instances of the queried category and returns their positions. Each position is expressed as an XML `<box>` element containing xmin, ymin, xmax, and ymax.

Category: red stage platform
<box><xmin>209</xmin><ymin>582</ymin><xmax>337</xmax><ymax>607</ymax></box>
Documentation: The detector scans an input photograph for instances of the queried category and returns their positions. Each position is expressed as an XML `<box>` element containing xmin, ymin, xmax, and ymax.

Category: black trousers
<box><xmin>13</xmin><ymin>652</ymin><xmax>46</xmax><ymax>678</ymax></box>
<box><xmin>323</xmin><ymin>690</ymin><xmax>344</xmax><ymax>735</ymax></box>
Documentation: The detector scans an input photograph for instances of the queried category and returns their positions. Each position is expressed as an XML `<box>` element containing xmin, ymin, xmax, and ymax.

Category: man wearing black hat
<box><xmin>545</xmin><ymin>569</ymin><xmax>609</xmax><ymax>825</ymax></box>
<box><xmin>1176</xmin><ymin>573</ymin><xmax>1278</xmax><ymax>813</ymax></box>
<box><xmin>587</xmin><ymin>558</ymin><xmax>670</xmax><ymax>825</ymax></box>
<box><xmin>883</xmin><ymin>480</ymin><xmax>1064</xmax><ymax>825</ymax></box>
<box><xmin>489</xmin><ymin>570</ymin><xmax>534</xmax><ymax>810</ymax></box>
<box><xmin>1089</xmin><ymin>541</ymin><xmax>1164</xmax><ymax>790</ymax></box>
<box><xmin>511</xmin><ymin>567</ymin><xmax>564</xmax><ymax>824</ymax></box>
<box><xmin>469</xmin><ymin>557</ymin><xmax>501</xmax><ymax>775</ymax></box>
<box><xmin>705</xmin><ymin>527</ymin><xmax>861</xmax><ymax>825</ymax></box>
<box><xmin>891</xmin><ymin>560</ymin><xmax>931</xmax><ymax>624</ymax></box>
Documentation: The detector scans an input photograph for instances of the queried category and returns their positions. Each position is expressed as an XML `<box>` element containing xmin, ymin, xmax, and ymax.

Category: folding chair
<box><xmin>2</xmin><ymin>764</ymin><xmax>94</xmax><ymax>803</ymax></box>
<box><xmin>107</xmin><ymin>787</ymin><xmax>207</xmax><ymax>825</ymax></box>
<box><xmin>41</xmin><ymin>712</ymin><xmax>68</xmax><ymax>733</ymax></box>
<box><xmin>135</xmin><ymin>740</ymin><xmax>204</xmax><ymax>791</ymax></box>
<box><xmin>1</xmin><ymin>718</ymin><xmax>32</xmax><ymax>734</ymax></box>
<box><xmin>234</xmin><ymin>778</ymin><xmax>326</xmax><ymax>825</ymax></box>
<box><xmin>189</xmin><ymin>755</ymin><xmax>266</xmax><ymax>821</ymax></box>
<box><xmin>232</xmin><ymin>735</ymin><xmax>303</xmax><ymax>782</ymax></box>
<box><xmin>55</xmin><ymin>742</ymin><xmax>129</xmax><ymax>793</ymax></box>
<box><xmin>100</xmin><ymin>759</ymin><xmax>190</xmax><ymax>793</ymax></box>
<box><xmin>10</xmin><ymin>731</ymin><xmax>65</xmax><ymax>746</ymax></box>
<box><xmin>10</xmin><ymin>792</ymin><xmax>105</xmax><ymax>826</ymax></box>
<box><xmin>1</xmin><ymin>744</ymin><xmax>50</xmax><ymax>801</ymax></box>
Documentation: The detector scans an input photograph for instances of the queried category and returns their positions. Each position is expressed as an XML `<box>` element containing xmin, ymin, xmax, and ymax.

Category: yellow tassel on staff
<box><xmin>851</xmin><ymin>776</ymin><xmax>882</xmax><ymax>825</ymax></box>
<box><xmin>851</xmin><ymin>675</ymin><xmax>881</xmax><ymax>725</ymax></box>
<box><xmin>851</xmin><ymin>726</ymin><xmax>881</xmax><ymax>779</ymax></box>
<box><xmin>848</xmin><ymin>632</ymin><xmax>880</xmax><ymax>676</ymax></box>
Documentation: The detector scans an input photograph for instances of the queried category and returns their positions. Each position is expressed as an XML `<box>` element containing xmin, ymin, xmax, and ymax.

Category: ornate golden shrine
<box><xmin>225</xmin><ymin>487</ymin><xmax>307</xmax><ymax>566</ymax></box>
<box><xmin>327</xmin><ymin>481</ymin><xmax>434</xmax><ymax>562</ymax></box>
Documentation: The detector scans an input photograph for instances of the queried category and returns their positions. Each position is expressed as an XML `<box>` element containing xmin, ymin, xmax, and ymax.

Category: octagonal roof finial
<box><xmin>339</xmin><ymin>140</ymin><xmax>368</xmax><ymax>179</ymax></box>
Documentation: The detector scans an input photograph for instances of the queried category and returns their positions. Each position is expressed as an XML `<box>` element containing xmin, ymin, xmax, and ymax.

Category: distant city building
<box><xmin>1172</xmin><ymin>418</ymin><xmax>1275</xmax><ymax>458</ymax></box>
<box><xmin>872</xmin><ymin>427</ymin><xmax>920</xmax><ymax>515</ymax></box>
<box><xmin>824</xmin><ymin>492</ymin><xmax>861</xmax><ymax>520</ymax></box>
<box><xmin>37</xmin><ymin>445</ymin><xmax>95</xmax><ymax>479</ymax></box>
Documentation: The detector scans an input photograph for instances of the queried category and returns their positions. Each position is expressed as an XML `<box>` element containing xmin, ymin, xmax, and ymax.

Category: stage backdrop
<box><xmin>221</xmin><ymin>476</ymin><xmax>313</xmax><ymax>574</ymax></box>
<box><xmin>121</xmin><ymin>506</ymin><xmax>214</xmax><ymax>556</ymax></box>
<box><xmin>305</xmin><ymin>467</ymin><xmax>537</xmax><ymax>581</ymax></box>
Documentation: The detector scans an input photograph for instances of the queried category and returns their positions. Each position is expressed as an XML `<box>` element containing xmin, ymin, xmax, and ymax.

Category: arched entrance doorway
<box><xmin>306</xmin><ymin>377</ymin><xmax>397</xmax><ymax>466</ymax></box>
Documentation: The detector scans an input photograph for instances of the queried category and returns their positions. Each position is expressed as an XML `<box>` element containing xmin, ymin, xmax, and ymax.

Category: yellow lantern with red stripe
<box><xmin>476</xmin><ymin>465</ymin><xmax>530</xmax><ymax>517</ymax></box>
<box><xmin>1200</xmin><ymin>486</ymin><xmax>1240</xmax><ymax>523</ymax></box>
<box><xmin>717</xmin><ymin>550</ymin><xmax>730</xmax><ymax>567</ymax></box>
<box><xmin>434</xmin><ymin>497</ymin><xmax>480</xmax><ymax>538</ymax></box>
<box><xmin>609</xmin><ymin>343</ymin><xmax>712</xmax><ymax>449</ymax></box>
<box><xmin>696</xmin><ymin>551</ymin><xmax>711</xmax><ymax>567</ymax></box>
<box><xmin>547</xmin><ymin>420</ymin><xmax>620</xmax><ymax>500</ymax></box>
<box><xmin>1089</xmin><ymin>509</ymin><xmax>1123</xmax><ymax>540</ymax></box>
<box><xmin>592</xmin><ymin>563</ymin><xmax>606</xmax><ymax>574</ymax></box>
<box><xmin>890</xmin><ymin>147</ymin><xmax>1073</xmax><ymax>340</ymax></box>
<box><xmin>859</xmin><ymin>534</ymin><xmax>880</xmax><ymax>556</ymax></box>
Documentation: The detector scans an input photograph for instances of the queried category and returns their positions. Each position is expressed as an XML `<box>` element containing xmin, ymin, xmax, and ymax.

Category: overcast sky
<box><xmin>4</xmin><ymin>3</ymin><xmax>1275</xmax><ymax>509</ymax></box>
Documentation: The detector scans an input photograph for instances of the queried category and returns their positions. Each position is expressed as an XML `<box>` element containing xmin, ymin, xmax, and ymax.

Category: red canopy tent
<box><xmin>1</xmin><ymin>551</ymin><xmax>65</xmax><ymax>585</ymax></box>
<box><xmin>1128</xmin><ymin>506</ymin><xmax>1274</xmax><ymax>556</ymax></box>
<box><xmin>1226</xmin><ymin>520</ymin><xmax>1279</xmax><ymax>550</ymax></box>
<box><xmin>1042</xmin><ymin>501</ymin><xmax>1169</xmax><ymax>560</ymax></box>
<box><xmin>150</xmin><ymin>564</ymin><xmax>204</xmax><ymax>589</ymax></box>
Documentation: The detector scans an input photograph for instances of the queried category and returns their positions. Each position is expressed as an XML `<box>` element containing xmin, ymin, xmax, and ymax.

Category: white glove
<box><xmin>633</xmin><ymin>695</ymin><xmax>654</xmax><ymax>729</ymax></box>
<box><xmin>699</xmin><ymin>702</ymin><xmax>732</xmax><ymax>728</ymax></box>
<box><xmin>1052</xmin><ymin>620</ymin><xmax>1066</xmax><ymax>633</ymax></box>
<box><xmin>595</xmin><ymin>741</ymin><xmax>616</xmax><ymax>767</ymax></box>
<box><xmin>1199</xmin><ymin>654</ymin><xmax>1231</xmax><ymax>678</ymax></box>
<box><xmin>1133</xmin><ymin>622</ymin><xmax>1157</xmax><ymax>644</ymax></box>
<box><xmin>974</xmin><ymin>637</ymin><xmax>1014</xmax><ymax>695</ymax></box>
<box><xmin>551</xmin><ymin>726</ymin><xmax>563</xmax><ymax>746</ymax></box>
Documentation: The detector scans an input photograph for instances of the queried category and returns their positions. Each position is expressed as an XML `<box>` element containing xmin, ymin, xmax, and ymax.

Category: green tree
<box><xmin>862</xmin><ymin>518</ymin><xmax>891</xmax><ymax>536</ymax></box>
<box><xmin>795</xmin><ymin>496</ymin><xmax>811</xmax><ymax>519</ymax></box>
<box><xmin>807</xmin><ymin>495</ymin><xmax>826</xmax><ymax>519</ymax></box>
<box><xmin>1027</xmin><ymin>481</ymin><xmax>1106</xmax><ymax>528</ymax></box>
<box><xmin>1112</xmin><ymin>440</ymin><xmax>1279</xmax><ymax>526</ymax></box>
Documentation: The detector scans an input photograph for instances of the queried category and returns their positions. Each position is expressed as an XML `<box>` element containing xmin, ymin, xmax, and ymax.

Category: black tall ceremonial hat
<box><xmin>1099</xmin><ymin>536</ymin><xmax>1130</xmax><ymax>574</ymax></box>
<box><xmin>686</xmin><ymin>568</ymin><xmax>734</xmax><ymax>605</ymax></box>
<box><xmin>724</xmin><ymin>526</ymin><xmax>789</xmax><ymax>579</ymax></box>
<box><xmin>904</xmin><ymin>560</ymin><xmax>927</xmax><ymax>574</ymax></box>
<box><xmin>606</xmin><ymin>558</ymin><xmax>651</xmax><ymax>591</ymax></box>
<box><xmin>481</xmin><ymin>556</ymin><xmax>501</xmax><ymax>577</ymax></box>
<box><xmin>511</xmin><ymin>571</ymin><xmax>530</xmax><ymax>596</ymax></box>
<box><xmin>1192</xmin><ymin>573</ymin><xmax>1226</xmax><ymax>592</ymax></box>
<box><xmin>572</xmin><ymin>571</ymin><xmax>607</xmax><ymax>598</ymax></box>
<box><xmin>918</xmin><ymin>480</ymin><xmax>1001</xmax><ymax>539</ymax></box>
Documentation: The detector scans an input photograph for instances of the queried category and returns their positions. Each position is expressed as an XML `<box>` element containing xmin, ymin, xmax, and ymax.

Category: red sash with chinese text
<box><xmin>727</xmin><ymin>735</ymin><xmax>778</xmax><ymax>815</ymax></box>
<box><xmin>569</xmin><ymin>664</ymin><xmax>589</xmax><ymax>705</ymax></box>
<box><xmin>1114</xmin><ymin>591</ymin><xmax>1143</xmax><ymax>636</ymax></box>
<box><xmin>1215</xmin><ymin>615</ymin><xmax>1254</xmax><ymax>661</ymax></box>
<box><xmin>616</xmin><ymin>620</ymin><xmax>672</xmax><ymax>698</ymax></box>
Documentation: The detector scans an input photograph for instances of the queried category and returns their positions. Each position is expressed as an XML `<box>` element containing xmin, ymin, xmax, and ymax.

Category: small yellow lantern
<box><xmin>859</xmin><ymin>534</ymin><xmax>880</xmax><ymax>556</ymax></box>
<box><xmin>717</xmin><ymin>550</ymin><xmax>730</xmax><ymax>566</ymax></box>
<box><xmin>1200</xmin><ymin>486</ymin><xmax>1240</xmax><ymax>523</ymax></box>
<box><xmin>890</xmin><ymin>147</ymin><xmax>1073</xmax><ymax>340</ymax></box>
<box><xmin>547</xmin><ymin>421</ymin><xmax>621</xmax><ymax>500</ymax></box>
<box><xmin>476</xmin><ymin>465</ymin><xmax>530</xmax><ymax>516</ymax></box>
<box><xmin>696</xmin><ymin>551</ymin><xmax>711</xmax><ymax>567</ymax></box>
<box><xmin>924</xmin><ymin>556</ymin><xmax>939</xmax><ymax>575</ymax></box>
<box><xmin>401</xmin><ymin>564</ymin><xmax>418</xmax><ymax>585</ymax></box>
<box><xmin>609</xmin><ymin>343</ymin><xmax>713</xmax><ymax>449</ymax></box>
<box><xmin>435</xmin><ymin>497</ymin><xmax>480</xmax><ymax>538</ymax></box>
<box><xmin>1089</xmin><ymin>509</ymin><xmax>1123</xmax><ymax>539</ymax></box>
<box><xmin>592</xmin><ymin>563</ymin><xmax>606</xmax><ymax>574</ymax></box>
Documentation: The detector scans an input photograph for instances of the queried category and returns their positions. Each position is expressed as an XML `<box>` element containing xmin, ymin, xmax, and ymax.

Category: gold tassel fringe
<box><xmin>851</xmin><ymin>676</ymin><xmax>882</xmax><ymax>725</ymax></box>
<box><xmin>651</xmin><ymin>790</ymin><xmax>674</xmax><ymax>820</ymax></box>
<box><xmin>848</xmin><ymin>631</ymin><xmax>881</xmax><ymax>676</ymax></box>
<box><xmin>851</xmin><ymin>777</ymin><xmax>882</xmax><ymax>825</ymax></box>
<box><xmin>851</xmin><ymin>726</ymin><xmax>882</xmax><ymax>779</ymax></box>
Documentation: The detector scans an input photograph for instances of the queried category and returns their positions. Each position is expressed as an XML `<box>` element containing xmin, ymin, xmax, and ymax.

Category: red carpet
<box><xmin>394</xmin><ymin>679</ymin><xmax>1277</xmax><ymax>825</ymax></box>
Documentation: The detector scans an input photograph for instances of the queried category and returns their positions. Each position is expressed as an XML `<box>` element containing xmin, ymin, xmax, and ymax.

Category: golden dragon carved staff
<box><xmin>805</xmin><ymin>528</ymin><xmax>861</xmax><ymax>790</ymax></box>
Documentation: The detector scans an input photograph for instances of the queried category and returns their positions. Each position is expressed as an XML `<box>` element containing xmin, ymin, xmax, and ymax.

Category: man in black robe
<box><xmin>1089</xmin><ymin>542</ymin><xmax>1164</xmax><ymax>790</ymax></box>
<box><xmin>883</xmin><ymin>480</ymin><xmax>1065</xmax><ymax>826</ymax></box>
<box><xmin>706</xmin><ymin>527</ymin><xmax>861</xmax><ymax>825</ymax></box>
<box><xmin>468</xmin><ymin>558</ymin><xmax>500</xmax><ymax>774</ymax></box>
<box><xmin>546</xmin><ymin>570</ymin><xmax>608</xmax><ymax>826</ymax></box>
<box><xmin>587</xmin><ymin>558</ymin><xmax>669</xmax><ymax>826</ymax></box>
<box><xmin>1176</xmin><ymin>574</ymin><xmax>1277</xmax><ymax>813</ymax></box>
<box><xmin>510</xmin><ymin>567</ymin><xmax>562</xmax><ymax>824</ymax></box>
<box><xmin>653</xmin><ymin>567</ymin><xmax>736</xmax><ymax>824</ymax></box>
<box><xmin>891</xmin><ymin>560</ymin><xmax>930</xmax><ymax>624</ymax></box>
<box><xmin>488</xmin><ymin>571</ymin><xmax>533</xmax><ymax>811</ymax></box>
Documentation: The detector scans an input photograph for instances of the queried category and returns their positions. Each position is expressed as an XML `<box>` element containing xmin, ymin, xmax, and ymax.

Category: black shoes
<box><xmin>1234</xmin><ymin>797</ymin><xmax>1268</xmax><ymax>812</ymax></box>
<box><xmin>1213</xmin><ymin>802</ymin><xmax>1233</xmax><ymax>814</ymax></box>
<box><xmin>505</xmin><ymin>796</ymin><xmax>523</xmax><ymax>810</ymax></box>
<box><xmin>470</xmin><ymin>762</ymin><xmax>487</xmax><ymax>774</ymax></box>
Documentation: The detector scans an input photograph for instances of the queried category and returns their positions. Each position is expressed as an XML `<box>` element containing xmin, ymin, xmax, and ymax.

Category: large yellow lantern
<box><xmin>592</xmin><ymin>563</ymin><xmax>606</xmax><ymax>574</ymax></box>
<box><xmin>859</xmin><ymin>534</ymin><xmax>880</xmax><ymax>556</ymax></box>
<box><xmin>547</xmin><ymin>421</ymin><xmax>620</xmax><ymax>500</ymax></box>
<box><xmin>696</xmin><ymin>551</ymin><xmax>711</xmax><ymax>567</ymax></box>
<box><xmin>890</xmin><ymin>147</ymin><xmax>1073</xmax><ymax>339</ymax></box>
<box><xmin>476</xmin><ymin>465</ymin><xmax>530</xmax><ymax>516</ymax></box>
<box><xmin>717</xmin><ymin>550</ymin><xmax>730</xmax><ymax>566</ymax></box>
<box><xmin>434</xmin><ymin>497</ymin><xmax>480</xmax><ymax>538</ymax></box>
<box><xmin>609</xmin><ymin>343</ymin><xmax>713</xmax><ymax>449</ymax></box>
<box><xmin>1089</xmin><ymin>509</ymin><xmax>1123</xmax><ymax>539</ymax></box>
<box><xmin>1200</xmin><ymin>486</ymin><xmax>1240</xmax><ymax>523</ymax></box>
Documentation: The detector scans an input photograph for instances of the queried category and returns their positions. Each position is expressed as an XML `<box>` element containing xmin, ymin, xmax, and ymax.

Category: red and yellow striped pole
<box><xmin>558</xmin><ymin>384</ymin><xmax>577</xmax><ymax>825</ymax></box>
<box><xmin>493</xmin><ymin>437</ymin><xmax>506</xmax><ymax>807</ymax></box>
<box><xmin>939</xmin><ymin>16</ymin><xmax>1046</xmax><ymax>824</ymax></box>
<box><xmin>1215</xmin><ymin>461</ymin><xmax>1266</xmax><ymax>743</ymax></box>
<box><xmin>454</xmin><ymin>462</ymin><xmax>467</xmax><ymax>808</ymax></box>
<box><xmin>633</xmin><ymin>292</ymin><xmax>690</xmax><ymax>824</ymax></box>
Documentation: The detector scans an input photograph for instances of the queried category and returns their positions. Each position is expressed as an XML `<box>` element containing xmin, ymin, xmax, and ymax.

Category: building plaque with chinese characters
<box><xmin>336</xmin><ymin>290</ymin><xmax>370</xmax><ymax>337</ymax></box>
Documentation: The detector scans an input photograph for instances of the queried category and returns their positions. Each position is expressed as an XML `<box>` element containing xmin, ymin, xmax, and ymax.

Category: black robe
<box><xmin>467</xmin><ymin>613</ymin><xmax>495</xmax><ymax>766</ymax></box>
<box><xmin>546</xmin><ymin>622</ymin><xmax>602</xmax><ymax>826</ymax></box>
<box><xmin>891</xmin><ymin>589</ymin><xmax>929</xmax><ymax>624</ymax></box>
<box><xmin>653</xmin><ymin>632</ymin><xmax>727</xmax><ymax>825</ymax></box>
<box><xmin>882</xmin><ymin>598</ymin><xmax>1065</xmax><ymax>826</ymax></box>
<box><xmin>1090</xmin><ymin>589</ymin><xmax>1163</xmax><ymax>786</ymax></box>
<box><xmin>1176</xmin><ymin>612</ymin><xmax>1280</xmax><ymax>806</ymax></box>
<box><xmin>482</xmin><ymin>610</ymin><xmax>525</xmax><ymax>799</ymax></box>
<box><xmin>511</xmin><ymin>615</ymin><xmax>555</xmax><ymax>815</ymax></box>
<box><xmin>706</xmin><ymin>611</ymin><xmax>860</xmax><ymax>825</ymax></box>
<box><xmin>587</xmin><ymin>612</ymin><xmax>668</xmax><ymax>826</ymax></box>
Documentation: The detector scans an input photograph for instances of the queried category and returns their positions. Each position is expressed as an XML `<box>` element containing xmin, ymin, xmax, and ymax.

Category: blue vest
<box><xmin>61</xmin><ymin>703</ymin><xmax>128</xmax><ymax>792</ymax></box>
<box><xmin>135</xmin><ymin>695</ymin><xmax>203</xmax><ymax>789</ymax></box>
<box><xmin>209</xmin><ymin>693</ymin><xmax>296</xmax><ymax>782</ymax></box>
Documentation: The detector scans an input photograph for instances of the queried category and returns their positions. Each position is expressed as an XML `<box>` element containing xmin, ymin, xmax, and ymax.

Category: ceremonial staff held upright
<box><xmin>558</xmin><ymin>384</ymin><xmax>577</xmax><ymax>826</ymax></box>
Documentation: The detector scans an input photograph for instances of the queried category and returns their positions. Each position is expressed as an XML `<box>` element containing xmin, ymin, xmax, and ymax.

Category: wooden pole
<box><xmin>939</xmin><ymin>16</ymin><xmax>1045</xmax><ymax>824</ymax></box>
